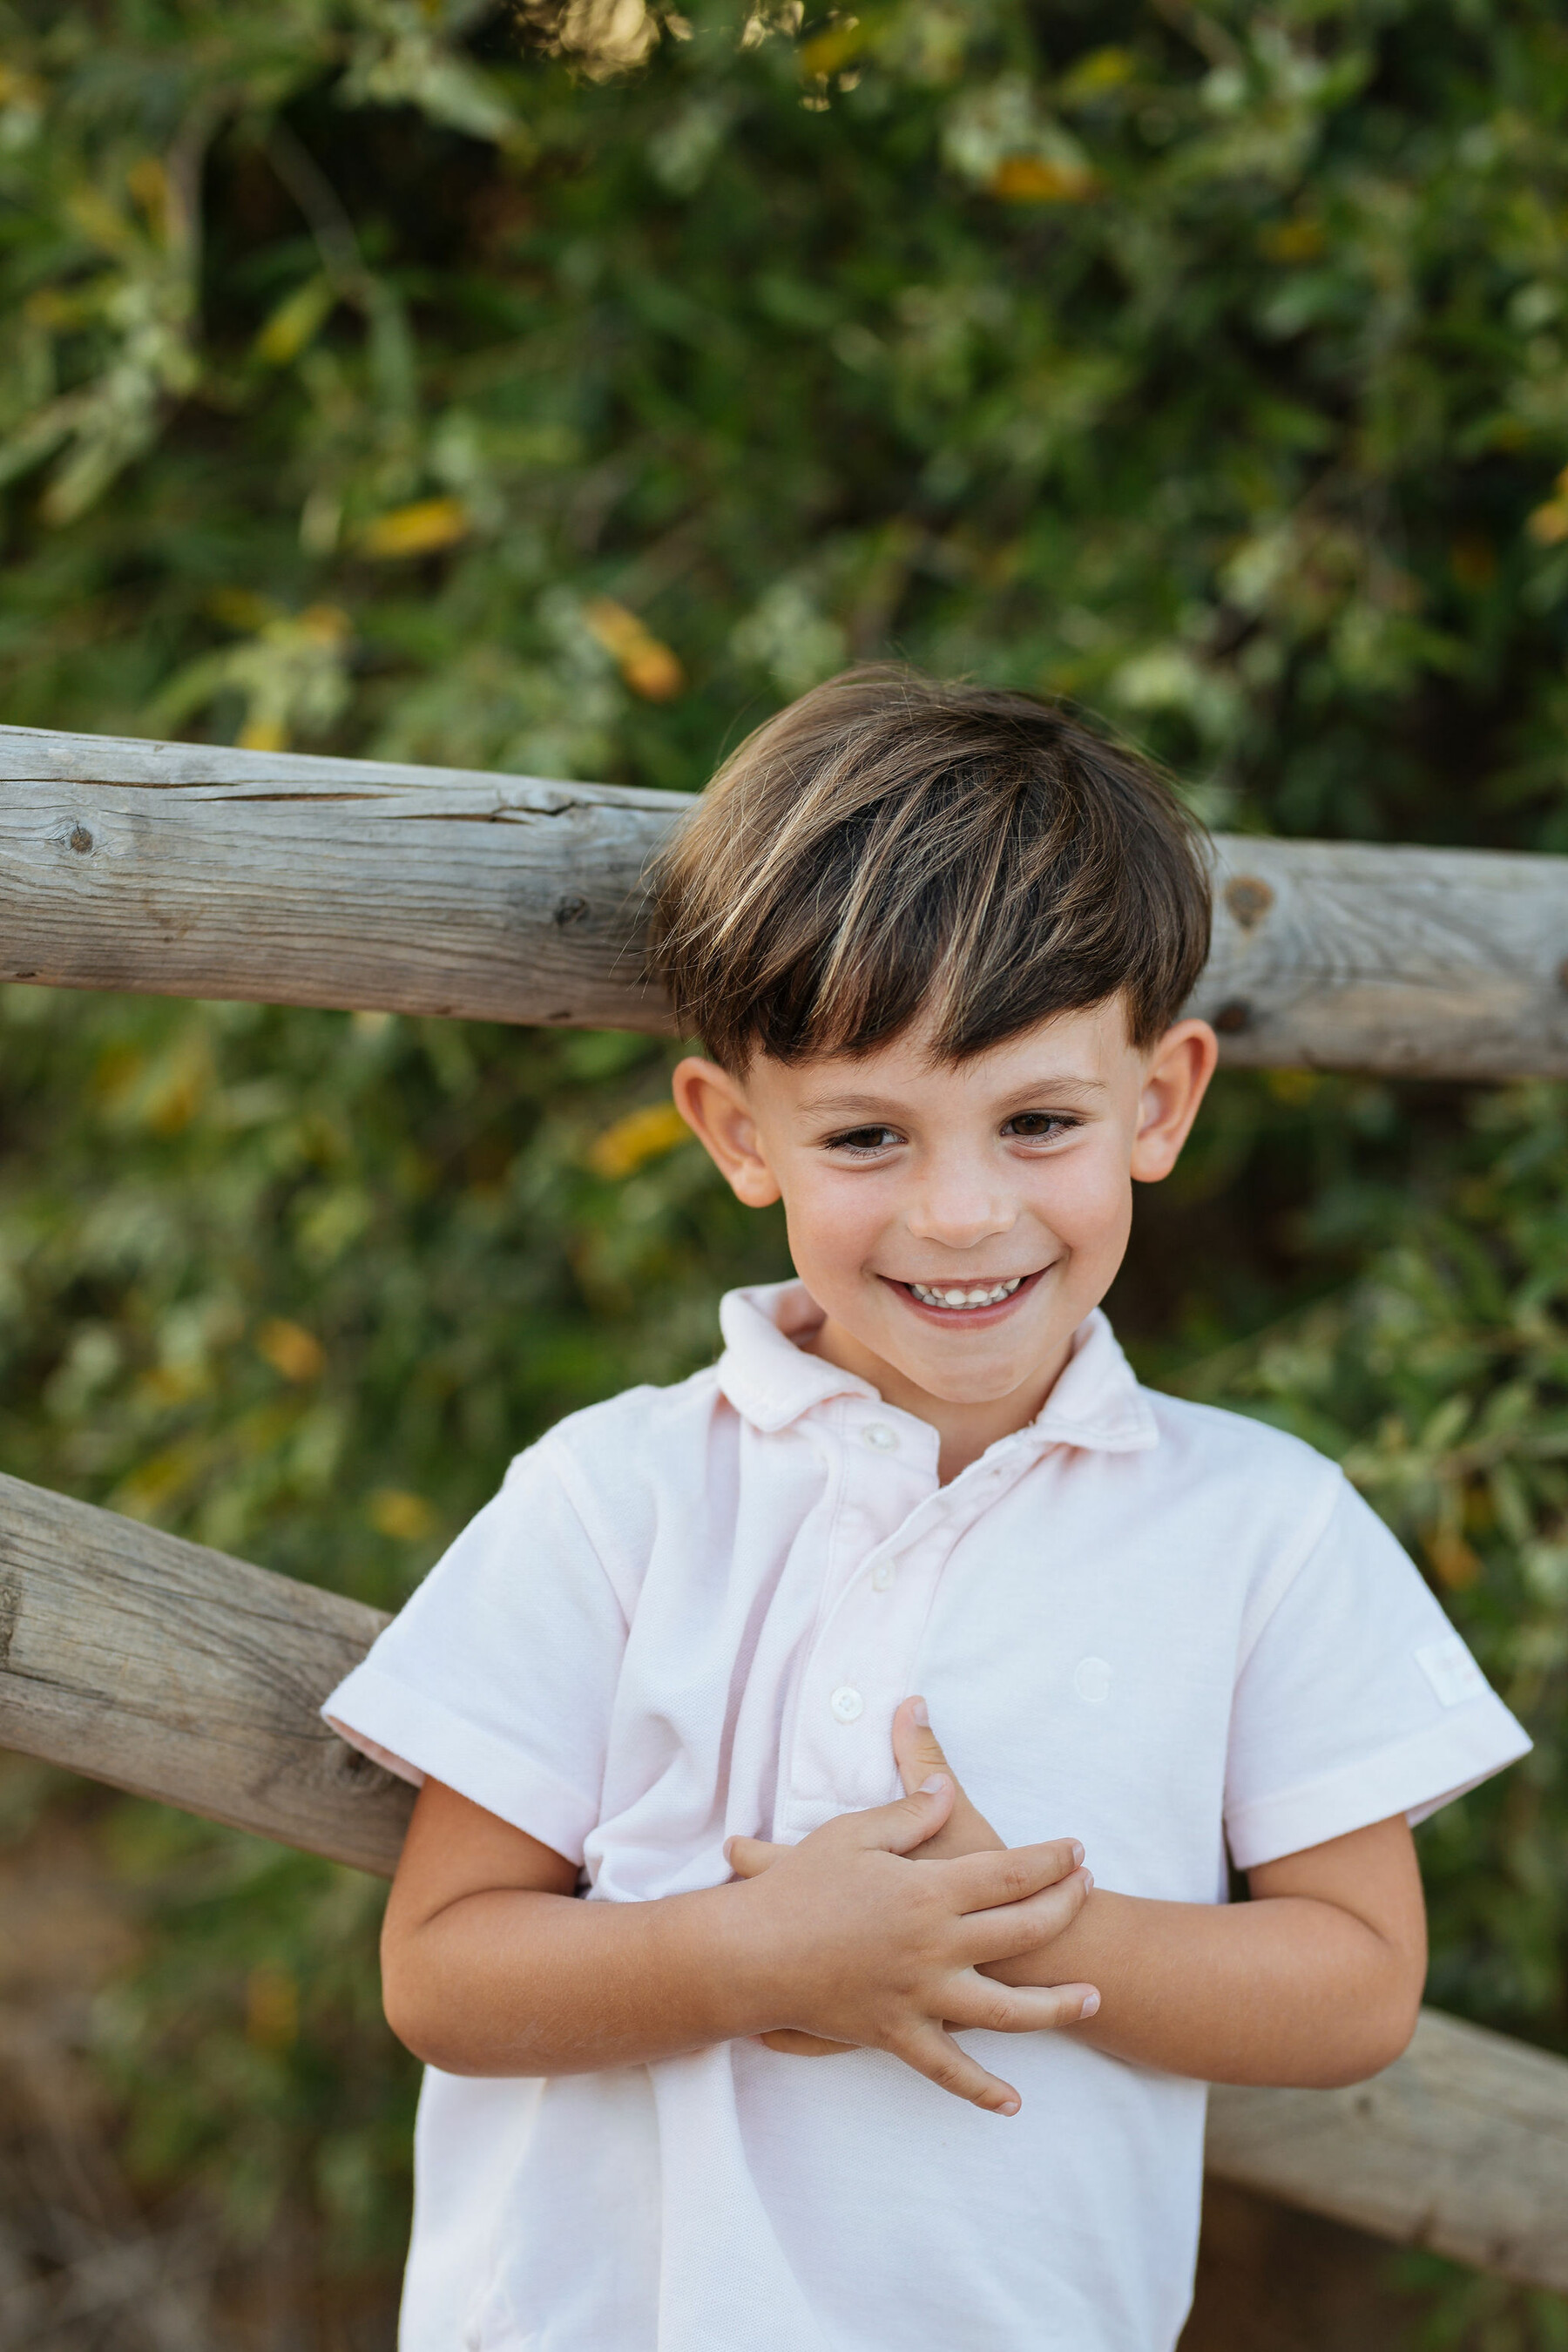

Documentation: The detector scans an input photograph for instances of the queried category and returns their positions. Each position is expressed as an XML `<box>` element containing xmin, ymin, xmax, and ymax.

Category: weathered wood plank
<box><xmin>0</xmin><ymin>727</ymin><xmax>674</xmax><ymax>1031</ymax></box>
<box><xmin>0</xmin><ymin>1470</ymin><xmax>411</xmax><ymax>1875</ymax></box>
<box><xmin>1206</xmin><ymin>2012</ymin><xmax>1568</xmax><ymax>2292</ymax></box>
<box><xmin>1200</xmin><ymin>837</ymin><xmax>1568</xmax><ymax>1079</ymax></box>
<box><xmin>3</xmin><ymin>726</ymin><xmax>1568</xmax><ymax>1076</ymax></box>
<box><xmin>1</xmin><ymin>1460</ymin><xmax>1565</xmax><ymax>2288</ymax></box>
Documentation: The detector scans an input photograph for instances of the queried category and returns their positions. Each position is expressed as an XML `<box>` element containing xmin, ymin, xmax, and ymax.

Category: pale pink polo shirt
<box><xmin>325</xmin><ymin>1281</ymin><xmax>1528</xmax><ymax>2352</ymax></box>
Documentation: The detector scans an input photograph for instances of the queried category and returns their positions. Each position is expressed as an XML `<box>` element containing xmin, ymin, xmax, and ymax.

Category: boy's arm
<box><xmin>731</xmin><ymin>1701</ymin><xmax>1426</xmax><ymax>2088</ymax></box>
<box><xmin>378</xmin><ymin>1771</ymin><xmax>1098</xmax><ymax>2113</ymax></box>
<box><xmin>988</xmin><ymin>1814</ymin><xmax>1424</xmax><ymax>2086</ymax></box>
<box><xmin>916</xmin><ymin>1701</ymin><xmax>1426</xmax><ymax>2086</ymax></box>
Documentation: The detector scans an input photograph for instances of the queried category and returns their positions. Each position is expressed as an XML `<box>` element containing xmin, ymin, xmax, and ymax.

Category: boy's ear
<box><xmin>1129</xmin><ymin>1018</ymin><xmax>1219</xmax><ymax>1184</ymax></box>
<box><xmin>671</xmin><ymin>1057</ymin><xmax>782</xmax><ymax>1207</ymax></box>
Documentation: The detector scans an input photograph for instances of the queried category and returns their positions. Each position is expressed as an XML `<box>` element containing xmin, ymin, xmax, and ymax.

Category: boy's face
<box><xmin>674</xmin><ymin>999</ymin><xmax>1217</xmax><ymax>1447</ymax></box>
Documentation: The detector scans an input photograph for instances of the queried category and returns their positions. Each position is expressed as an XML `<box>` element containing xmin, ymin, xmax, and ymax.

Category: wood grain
<box><xmin>1206</xmin><ymin>2011</ymin><xmax>1568</xmax><ymax>2292</ymax></box>
<box><xmin>4</xmin><ymin>726</ymin><xmax>1568</xmax><ymax>1075</ymax></box>
<box><xmin>0</xmin><ymin>1462</ymin><xmax>1565</xmax><ymax>2288</ymax></box>
<box><xmin>0</xmin><ymin>1469</ymin><xmax>411</xmax><ymax>1875</ymax></box>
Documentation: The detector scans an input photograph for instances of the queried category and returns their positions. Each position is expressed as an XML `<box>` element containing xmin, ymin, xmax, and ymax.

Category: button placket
<box><xmin>780</xmin><ymin>1408</ymin><xmax>946</xmax><ymax>1828</ymax></box>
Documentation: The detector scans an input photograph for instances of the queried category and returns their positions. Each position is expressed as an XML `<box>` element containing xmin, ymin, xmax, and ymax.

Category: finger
<box><xmin>939</xmin><ymin>1970</ymin><xmax>1101</xmax><ymax>2038</ymax></box>
<box><xmin>941</xmin><ymin>1836</ymin><xmax>1088</xmax><ymax>1913</ymax></box>
<box><xmin>757</xmin><ymin>2029</ymin><xmax>857</xmax><ymax>2057</ymax></box>
<box><xmin>726</xmin><ymin>1835</ymin><xmax>787</xmax><ymax>1879</ymax></box>
<box><xmin>889</xmin><ymin>2022</ymin><xmax>1023</xmax><ymax>2115</ymax></box>
<box><xmin>855</xmin><ymin>1774</ymin><xmax>955</xmax><ymax>1855</ymax></box>
<box><xmin>891</xmin><ymin>1698</ymin><xmax>1007</xmax><ymax>1856</ymax></box>
<box><xmin>956</xmin><ymin>1865</ymin><xmax>1094</xmax><ymax>1966</ymax></box>
<box><xmin>891</xmin><ymin>1694</ymin><xmax>954</xmax><ymax>1795</ymax></box>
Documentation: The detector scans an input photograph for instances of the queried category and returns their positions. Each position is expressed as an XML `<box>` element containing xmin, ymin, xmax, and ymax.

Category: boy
<box><xmin>324</xmin><ymin>668</ymin><xmax>1529</xmax><ymax>2352</ymax></box>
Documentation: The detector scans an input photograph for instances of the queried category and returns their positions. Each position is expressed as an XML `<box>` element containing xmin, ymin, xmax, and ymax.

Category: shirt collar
<box><xmin>715</xmin><ymin>1279</ymin><xmax>1159</xmax><ymax>1456</ymax></box>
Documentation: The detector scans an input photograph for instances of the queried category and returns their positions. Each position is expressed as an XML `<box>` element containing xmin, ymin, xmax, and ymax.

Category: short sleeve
<box><xmin>1224</xmin><ymin>1474</ymin><xmax>1531</xmax><ymax>1870</ymax></box>
<box><xmin>321</xmin><ymin>1440</ymin><xmax>627</xmax><ymax>1865</ymax></box>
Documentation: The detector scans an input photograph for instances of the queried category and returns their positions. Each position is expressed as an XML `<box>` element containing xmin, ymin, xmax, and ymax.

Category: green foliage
<box><xmin>2</xmin><ymin>0</ymin><xmax>1567</xmax><ymax>2335</ymax></box>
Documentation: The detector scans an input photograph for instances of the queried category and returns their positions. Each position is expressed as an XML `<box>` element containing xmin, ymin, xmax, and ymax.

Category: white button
<box><xmin>862</xmin><ymin>1423</ymin><xmax>899</xmax><ymax>1451</ymax></box>
<box><xmin>871</xmin><ymin>1561</ymin><xmax>894</xmax><ymax>1592</ymax></box>
<box><xmin>1073</xmin><ymin>1656</ymin><xmax>1112</xmax><ymax>1704</ymax></box>
<box><xmin>829</xmin><ymin>1685</ymin><xmax>864</xmax><ymax>1722</ymax></box>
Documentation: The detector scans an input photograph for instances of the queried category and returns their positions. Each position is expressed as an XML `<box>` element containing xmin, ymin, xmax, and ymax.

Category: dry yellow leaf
<box><xmin>1527</xmin><ymin>499</ymin><xmax>1568</xmax><ymax>547</ymax></box>
<box><xmin>256</xmin><ymin>1317</ymin><xmax>326</xmax><ymax>1382</ymax></box>
<box><xmin>126</xmin><ymin>155</ymin><xmax>168</xmax><ymax>226</ymax></box>
<box><xmin>1260</xmin><ymin>218</ymin><xmax>1326</xmax><ymax>263</ymax></box>
<box><xmin>238</xmin><ymin>715</ymin><xmax>288</xmax><ymax>751</ymax></box>
<box><xmin>987</xmin><ymin>154</ymin><xmax>1099</xmax><ymax>204</ymax></box>
<box><xmin>253</xmin><ymin>274</ymin><xmax>335</xmax><ymax>368</ymax></box>
<box><xmin>246</xmin><ymin>1965</ymin><xmax>300</xmax><ymax>2052</ymax></box>
<box><xmin>1426</xmin><ymin>1525</ymin><xmax>1481</xmax><ymax>1589</ymax></box>
<box><xmin>799</xmin><ymin>19</ymin><xmax>865</xmax><ymax>78</ymax></box>
<box><xmin>583</xmin><ymin>596</ymin><xmax>686</xmax><ymax>700</ymax></box>
<box><xmin>588</xmin><ymin>1099</ymin><xmax>691</xmax><ymax>1178</ymax></box>
<box><xmin>370</xmin><ymin>1487</ymin><xmax>437</xmax><ymax>1541</ymax></box>
<box><xmin>360</xmin><ymin>497</ymin><xmax>472</xmax><ymax>559</ymax></box>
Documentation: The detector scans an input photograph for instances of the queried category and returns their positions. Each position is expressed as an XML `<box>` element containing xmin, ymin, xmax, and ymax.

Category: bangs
<box><xmin>649</xmin><ymin>669</ymin><xmax>1212</xmax><ymax>1071</ymax></box>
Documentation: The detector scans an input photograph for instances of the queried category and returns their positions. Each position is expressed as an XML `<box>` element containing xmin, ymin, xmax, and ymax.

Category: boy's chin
<box><xmin>882</xmin><ymin>1344</ymin><xmax>1044</xmax><ymax>1409</ymax></box>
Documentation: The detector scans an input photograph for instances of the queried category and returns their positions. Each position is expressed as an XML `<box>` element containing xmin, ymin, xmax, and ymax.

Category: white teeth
<box><xmin>908</xmin><ymin>1276</ymin><xmax>1024</xmax><ymax>1311</ymax></box>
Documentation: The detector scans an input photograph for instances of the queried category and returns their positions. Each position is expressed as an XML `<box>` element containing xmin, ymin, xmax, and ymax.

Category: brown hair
<box><xmin>647</xmin><ymin>666</ymin><xmax>1212</xmax><ymax>1070</ymax></box>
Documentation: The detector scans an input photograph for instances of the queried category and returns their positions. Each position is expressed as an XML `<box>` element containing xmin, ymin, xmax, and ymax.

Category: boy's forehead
<box><xmin>748</xmin><ymin>1000</ymin><xmax>1139</xmax><ymax>1112</ymax></box>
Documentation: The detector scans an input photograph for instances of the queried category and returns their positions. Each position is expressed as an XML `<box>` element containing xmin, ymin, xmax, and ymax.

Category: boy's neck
<box><xmin>803</xmin><ymin>1312</ymin><xmax>1075</xmax><ymax>1484</ymax></box>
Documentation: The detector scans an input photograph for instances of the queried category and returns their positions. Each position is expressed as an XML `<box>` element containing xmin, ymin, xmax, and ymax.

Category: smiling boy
<box><xmin>324</xmin><ymin>668</ymin><xmax>1528</xmax><ymax>2352</ymax></box>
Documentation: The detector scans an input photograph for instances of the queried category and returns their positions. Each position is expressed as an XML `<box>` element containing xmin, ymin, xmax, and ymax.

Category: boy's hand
<box><xmin>887</xmin><ymin>1695</ymin><xmax>1007</xmax><ymax>1859</ymax></box>
<box><xmin>727</xmin><ymin>1725</ymin><xmax>1092</xmax><ymax>2078</ymax></box>
<box><xmin>724</xmin><ymin>1774</ymin><xmax>1097</xmax><ymax>2113</ymax></box>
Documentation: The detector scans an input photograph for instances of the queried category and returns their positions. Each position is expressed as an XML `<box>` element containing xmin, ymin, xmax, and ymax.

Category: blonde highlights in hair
<box><xmin>649</xmin><ymin>666</ymin><xmax>1212</xmax><ymax>1071</ymax></box>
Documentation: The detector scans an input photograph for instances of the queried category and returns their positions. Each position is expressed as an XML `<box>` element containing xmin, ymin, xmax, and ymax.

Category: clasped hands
<box><xmin>721</xmin><ymin>1695</ymin><xmax>1097</xmax><ymax>2115</ymax></box>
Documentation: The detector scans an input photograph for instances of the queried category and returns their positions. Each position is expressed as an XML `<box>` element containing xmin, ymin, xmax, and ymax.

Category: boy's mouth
<box><xmin>888</xmin><ymin>1267</ymin><xmax>1045</xmax><ymax>1321</ymax></box>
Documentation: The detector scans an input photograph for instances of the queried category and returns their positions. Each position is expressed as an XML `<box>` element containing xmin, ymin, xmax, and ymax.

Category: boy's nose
<box><xmin>904</xmin><ymin>1171</ymin><xmax>1017</xmax><ymax>1251</ymax></box>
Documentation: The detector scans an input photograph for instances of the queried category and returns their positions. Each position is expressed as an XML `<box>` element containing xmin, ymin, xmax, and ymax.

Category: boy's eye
<box><xmin>1003</xmin><ymin>1112</ymin><xmax>1076</xmax><ymax>1142</ymax></box>
<box><xmin>824</xmin><ymin>1125</ymin><xmax>902</xmax><ymax>1156</ymax></box>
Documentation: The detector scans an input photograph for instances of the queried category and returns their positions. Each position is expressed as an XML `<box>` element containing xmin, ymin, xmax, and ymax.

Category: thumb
<box><xmin>859</xmin><ymin>1772</ymin><xmax>954</xmax><ymax>1855</ymax></box>
<box><xmin>726</xmin><ymin>1835</ymin><xmax>787</xmax><ymax>1879</ymax></box>
<box><xmin>892</xmin><ymin>1695</ymin><xmax>956</xmax><ymax>1798</ymax></box>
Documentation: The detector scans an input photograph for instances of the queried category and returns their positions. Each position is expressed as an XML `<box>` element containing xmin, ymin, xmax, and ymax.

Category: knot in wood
<box><xmin>1223</xmin><ymin>875</ymin><xmax>1274</xmax><ymax>929</ymax></box>
<box><xmin>553</xmin><ymin>895</ymin><xmax>590</xmax><ymax>928</ymax></box>
<box><xmin>69</xmin><ymin>823</ymin><xmax>93</xmax><ymax>855</ymax></box>
<box><xmin>1213</xmin><ymin>998</ymin><xmax>1252</xmax><ymax>1035</ymax></box>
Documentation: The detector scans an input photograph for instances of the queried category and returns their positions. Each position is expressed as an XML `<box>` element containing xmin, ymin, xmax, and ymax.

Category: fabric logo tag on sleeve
<box><xmin>1416</xmin><ymin>1633</ymin><xmax>1485</xmax><ymax>1708</ymax></box>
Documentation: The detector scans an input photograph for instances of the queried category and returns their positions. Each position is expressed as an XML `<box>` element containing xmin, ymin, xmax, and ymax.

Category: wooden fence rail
<box><xmin>5</xmin><ymin>725</ymin><xmax>1568</xmax><ymax>1076</ymax></box>
<box><xmin>3</xmin><ymin>1468</ymin><xmax>1566</xmax><ymax>2292</ymax></box>
<box><xmin>3</xmin><ymin>724</ymin><xmax>1568</xmax><ymax>2295</ymax></box>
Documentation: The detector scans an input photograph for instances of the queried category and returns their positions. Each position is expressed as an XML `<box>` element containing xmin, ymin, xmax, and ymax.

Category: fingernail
<box><xmin>911</xmin><ymin>1697</ymin><xmax>929</xmax><ymax>1727</ymax></box>
<box><xmin>1070</xmin><ymin>1841</ymin><xmax>1085</xmax><ymax>1866</ymax></box>
<box><xmin>1079</xmin><ymin>1991</ymin><xmax>1100</xmax><ymax>2019</ymax></box>
<box><xmin>919</xmin><ymin>1774</ymin><xmax>949</xmax><ymax>1794</ymax></box>
<box><xmin>997</xmin><ymin>2095</ymin><xmax>1020</xmax><ymax>2117</ymax></box>
<box><xmin>1081</xmin><ymin>1869</ymin><xmax>1094</xmax><ymax>1891</ymax></box>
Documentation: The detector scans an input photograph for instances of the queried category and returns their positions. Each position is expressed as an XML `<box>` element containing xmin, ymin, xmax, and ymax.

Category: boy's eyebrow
<box><xmin>797</xmin><ymin>1074</ymin><xmax>1113</xmax><ymax>1118</ymax></box>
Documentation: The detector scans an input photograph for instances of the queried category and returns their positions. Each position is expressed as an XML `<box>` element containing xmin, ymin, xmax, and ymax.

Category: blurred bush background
<box><xmin>1</xmin><ymin>0</ymin><xmax>1566</xmax><ymax>2343</ymax></box>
